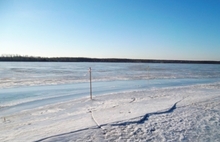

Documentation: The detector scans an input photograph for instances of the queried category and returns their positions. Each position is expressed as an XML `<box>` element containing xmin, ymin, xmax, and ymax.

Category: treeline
<box><xmin>0</xmin><ymin>55</ymin><xmax>220</xmax><ymax>64</ymax></box>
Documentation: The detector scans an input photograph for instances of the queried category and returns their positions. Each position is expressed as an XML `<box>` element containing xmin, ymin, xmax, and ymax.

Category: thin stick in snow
<box><xmin>89</xmin><ymin>67</ymin><xmax>92</xmax><ymax>100</ymax></box>
<box><xmin>147</xmin><ymin>66</ymin><xmax>150</xmax><ymax>79</ymax></box>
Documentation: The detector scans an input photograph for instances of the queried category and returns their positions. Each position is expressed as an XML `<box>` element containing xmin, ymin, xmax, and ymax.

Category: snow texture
<box><xmin>1</xmin><ymin>83</ymin><xmax>220</xmax><ymax>142</ymax></box>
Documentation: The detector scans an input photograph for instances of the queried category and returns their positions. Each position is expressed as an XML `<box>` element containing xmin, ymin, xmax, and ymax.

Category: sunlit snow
<box><xmin>0</xmin><ymin>63</ymin><xmax>220</xmax><ymax>142</ymax></box>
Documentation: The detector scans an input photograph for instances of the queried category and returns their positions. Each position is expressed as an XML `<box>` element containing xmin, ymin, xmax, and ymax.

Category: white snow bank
<box><xmin>0</xmin><ymin>83</ymin><xmax>220</xmax><ymax>142</ymax></box>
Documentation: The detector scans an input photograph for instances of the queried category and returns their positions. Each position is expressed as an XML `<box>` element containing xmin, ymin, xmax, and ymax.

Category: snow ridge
<box><xmin>111</xmin><ymin>99</ymin><xmax>182</xmax><ymax>126</ymax></box>
<box><xmin>35</xmin><ymin>100</ymin><xmax>183</xmax><ymax>142</ymax></box>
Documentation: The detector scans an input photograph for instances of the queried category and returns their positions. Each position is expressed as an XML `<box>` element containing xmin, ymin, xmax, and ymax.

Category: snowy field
<box><xmin>0</xmin><ymin>63</ymin><xmax>220</xmax><ymax>142</ymax></box>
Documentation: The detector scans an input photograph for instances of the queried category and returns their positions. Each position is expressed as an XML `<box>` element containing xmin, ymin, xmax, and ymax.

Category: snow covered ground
<box><xmin>1</xmin><ymin>82</ymin><xmax>220</xmax><ymax>142</ymax></box>
<box><xmin>1</xmin><ymin>63</ymin><xmax>220</xmax><ymax>141</ymax></box>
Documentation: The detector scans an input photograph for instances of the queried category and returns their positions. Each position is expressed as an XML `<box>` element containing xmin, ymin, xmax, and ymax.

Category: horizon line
<box><xmin>0</xmin><ymin>54</ymin><xmax>220</xmax><ymax>63</ymax></box>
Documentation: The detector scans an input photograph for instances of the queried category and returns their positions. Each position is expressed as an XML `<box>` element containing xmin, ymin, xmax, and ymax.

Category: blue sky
<box><xmin>0</xmin><ymin>0</ymin><xmax>220</xmax><ymax>60</ymax></box>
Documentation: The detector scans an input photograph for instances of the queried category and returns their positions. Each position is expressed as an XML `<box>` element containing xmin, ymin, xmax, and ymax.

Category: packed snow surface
<box><xmin>0</xmin><ymin>63</ymin><xmax>220</xmax><ymax>142</ymax></box>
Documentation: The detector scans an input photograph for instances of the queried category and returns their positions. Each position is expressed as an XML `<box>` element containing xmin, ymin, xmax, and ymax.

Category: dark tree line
<box><xmin>0</xmin><ymin>54</ymin><xmax>219</xmax><ymax>64</ymax></box>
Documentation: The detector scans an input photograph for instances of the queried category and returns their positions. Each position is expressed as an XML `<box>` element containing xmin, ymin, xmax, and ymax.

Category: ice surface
<box><xmin>1</xmin><ymin>62</ymin><xmax>220</xmax><ymax>89</ymax></box>
<box><xmin>1</xmin><ymin>78</ymin><xmax>219</xmax><ymax>117</ymax></box>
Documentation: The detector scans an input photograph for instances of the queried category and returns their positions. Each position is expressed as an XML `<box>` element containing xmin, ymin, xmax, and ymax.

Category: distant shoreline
<box><xmin>0</xmin><ymin>56</ymin><xmax>220</xmax><ymax>64</ymax></box>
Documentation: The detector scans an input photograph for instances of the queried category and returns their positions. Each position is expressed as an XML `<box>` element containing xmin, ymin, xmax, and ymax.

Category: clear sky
<box><xmin>0</xmin><ymin>0</ymin><xmax>220</xmax><ymax>60</ymax></box>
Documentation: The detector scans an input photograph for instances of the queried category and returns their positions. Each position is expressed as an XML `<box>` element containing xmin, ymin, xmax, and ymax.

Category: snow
<box><xmin>1</xmin><ymin>83</ymin><xmax>220</xmax><ymax>142</ymax></box>
<box><xmin>1</xmin><ymin>62</ymin><xmax>220</xmax><ymax>141</ymax></box>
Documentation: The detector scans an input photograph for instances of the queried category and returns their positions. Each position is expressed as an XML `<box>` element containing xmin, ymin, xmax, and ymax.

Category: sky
<box><xmin>0</xmin><ymin>0</ymin><xmax>220</xmax><ymax>60</ymax></box>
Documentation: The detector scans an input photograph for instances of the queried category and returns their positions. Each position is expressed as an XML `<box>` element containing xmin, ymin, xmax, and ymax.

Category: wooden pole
<box><xmin>89</xmin><ymin>67</ymin><xmax>92</xmax><ymax>100</ymax></box>
<box><xmin>147</xmin><ymin>66</ymin><xmax>150</xmax><ymax>79</ymax></box>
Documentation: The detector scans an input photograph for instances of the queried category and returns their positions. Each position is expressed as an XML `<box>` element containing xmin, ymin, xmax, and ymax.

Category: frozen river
<box><xmin>1</xmin><ymin>62</ymin><xmax>220</xmax><ymax>116</ymax></box>
<box><xmin>1</xmin><ymin>62</ymin><xmax>220</xmax><ymax>89</ymax></box>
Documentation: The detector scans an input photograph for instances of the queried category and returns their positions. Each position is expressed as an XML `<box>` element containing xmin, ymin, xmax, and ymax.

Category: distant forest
<box><xmin>0</xmin><ymin>55</ymin><xmax>220</xmax><ymax>64</ymax></box>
